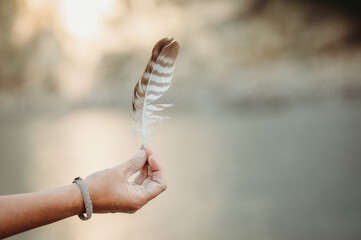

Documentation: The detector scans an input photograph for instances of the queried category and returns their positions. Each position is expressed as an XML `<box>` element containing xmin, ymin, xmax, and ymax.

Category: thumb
<box><xmin>124</xmin><ymin>150</ymin><xmax>147</xmax><ymax>177</ymax></box>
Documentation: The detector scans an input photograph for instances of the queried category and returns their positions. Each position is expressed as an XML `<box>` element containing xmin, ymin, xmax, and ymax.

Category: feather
<box><xmin>132</xmin><ymin>37</ymin><xmax>180</xmax><ymax>148</ymax></box>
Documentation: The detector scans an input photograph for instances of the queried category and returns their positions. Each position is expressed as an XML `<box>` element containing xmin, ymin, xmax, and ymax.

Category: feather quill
<box><xmin>132</xmin><ymin>37</ymin><xmax>180</xmax><ymax>148</ymax></box>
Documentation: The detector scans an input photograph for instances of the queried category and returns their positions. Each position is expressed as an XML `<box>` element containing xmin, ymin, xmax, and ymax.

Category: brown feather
<box><xmin>132</xmin><ymin>37</ymin><xmax>180</xmax><ymax>113</ymax></box>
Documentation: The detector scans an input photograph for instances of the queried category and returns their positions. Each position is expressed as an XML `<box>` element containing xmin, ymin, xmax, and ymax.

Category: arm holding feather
<box><xmin>0</xmin><ymin>148</ymin><xmax>166</xmax><ymax>238</ymax></box>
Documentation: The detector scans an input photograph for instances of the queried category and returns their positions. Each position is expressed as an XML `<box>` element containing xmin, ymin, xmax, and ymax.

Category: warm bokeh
<box><xmin>1</xmin><ymin>0</ymin><xmax>361</xmax><ymax>239</ymax></box>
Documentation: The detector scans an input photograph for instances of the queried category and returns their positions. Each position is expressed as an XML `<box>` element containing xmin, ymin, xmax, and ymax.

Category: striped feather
<box><xmin>132</xmin><ymin>37</ymin><xmax>180</xmax><ymax>147</ymax></box>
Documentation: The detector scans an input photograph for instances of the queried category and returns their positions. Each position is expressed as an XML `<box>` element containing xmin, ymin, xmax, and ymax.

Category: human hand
<box><xmin>84</xmin><ymin>148</ymin><xmax>166</xmax><ymax>214</ymax></box>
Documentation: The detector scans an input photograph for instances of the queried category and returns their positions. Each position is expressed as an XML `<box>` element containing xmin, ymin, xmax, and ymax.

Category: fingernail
<box><xmin>135</xmin><ymin>150</ymin><xmax>146</xmax><ymax>159</ymax></box>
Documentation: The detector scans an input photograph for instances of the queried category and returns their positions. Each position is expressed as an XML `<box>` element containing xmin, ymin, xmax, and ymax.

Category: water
<box><xmin>1</xmin><ymin>100</ymin><xmax>361</xmax><ymax>240</ymax></box>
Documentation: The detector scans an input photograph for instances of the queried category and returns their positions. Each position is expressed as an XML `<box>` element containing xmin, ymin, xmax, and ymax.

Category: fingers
<box><xmin>144</xmin><ymin>154</ymin><xmax>167</xmax><ymax>199</ymax></box>
<box><xmin>133</xmin><ymin>162</ymin><xmax>148</xmax><ymax>185</ymax></box>
<box><xmin>145</xmin><ymin>148</ymin><xmax>154</xmax><ymax>158</ymax></box>
<box><xmin>133</xmin><ymin>147</ymin><xmax>152</xmax><ymax>184</ymax></box>
<box><xmin>148</xmin><ymin>155</ymin><xmax>165</xmax><ymax>185</ymax></box>
<box><xmin>140</xmin><ymin>148</ymin><xmax>155</xmax><ymax>186</ymax></box>
<box><xmin>145</xmin><ymin>148</ymin><xmax>154</xmax><ymax>179</ymax></box>
<box><xmin>124</xmin><ymin>150</ymin><xmax>147</xmax><ymax>178</ymax></box>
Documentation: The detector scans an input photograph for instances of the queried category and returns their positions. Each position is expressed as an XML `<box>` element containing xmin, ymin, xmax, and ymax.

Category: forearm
<box><xmin>0</xmin><ymin>184</ymin><xmax>83</xmax><ymax>238</ymax></box>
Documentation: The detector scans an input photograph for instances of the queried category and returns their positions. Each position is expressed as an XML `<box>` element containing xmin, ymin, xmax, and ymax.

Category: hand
<box><xmin>84</xmin><ymin>148</ymin><xmax>167</xmax><ymax>214</ymax></box>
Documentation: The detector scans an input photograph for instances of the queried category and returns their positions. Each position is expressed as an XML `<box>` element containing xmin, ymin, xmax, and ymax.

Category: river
<box><xmin>1</xmin><ymin>100</ymin><xmax>361</xmax><ymax>240</ymax></box>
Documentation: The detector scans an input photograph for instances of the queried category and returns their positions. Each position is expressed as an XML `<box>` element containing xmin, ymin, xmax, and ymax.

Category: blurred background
<box><xmin>1</xmin><ymin>0</ymin><xmax>361</xmax><ymax>239</ymax></box>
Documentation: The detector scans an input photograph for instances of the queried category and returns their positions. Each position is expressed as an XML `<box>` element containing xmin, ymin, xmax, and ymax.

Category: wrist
<box><xmin>63</xmin><ymin>183</ymin><xmax>86</xmax><ymax>216</ymax></box>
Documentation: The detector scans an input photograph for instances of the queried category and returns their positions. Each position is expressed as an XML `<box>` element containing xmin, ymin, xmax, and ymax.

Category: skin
<box><xmin>0</xmin><ymin>148</ymin><xmax>166</xmax><ymax>238</ymax></box>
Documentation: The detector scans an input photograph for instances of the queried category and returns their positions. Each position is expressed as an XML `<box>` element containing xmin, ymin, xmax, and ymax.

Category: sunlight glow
<box><xmin>57</xmin><ymin>0</ymin><xmax>115</xmax><ymax>39</ymax></box>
